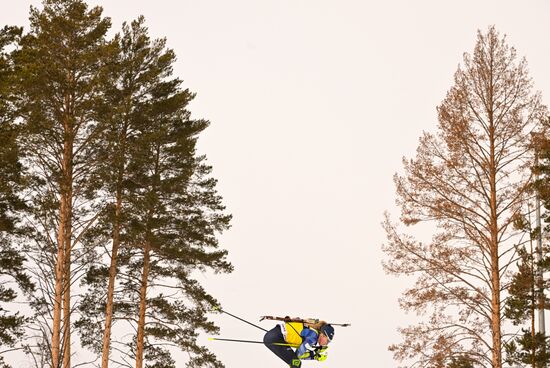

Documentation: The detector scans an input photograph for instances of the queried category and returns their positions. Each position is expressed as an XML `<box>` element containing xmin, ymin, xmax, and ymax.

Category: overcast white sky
<box><xmin>3</xmin><ymin>1</ymin><xmax>550</xmax><ymax>367</ymax></box>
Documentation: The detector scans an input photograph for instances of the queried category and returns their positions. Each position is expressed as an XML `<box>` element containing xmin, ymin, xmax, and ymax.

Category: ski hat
<box><xmin>321</xmin><ymin>324</ymin><xmax>335</xmax><ymax>342</ymax></box>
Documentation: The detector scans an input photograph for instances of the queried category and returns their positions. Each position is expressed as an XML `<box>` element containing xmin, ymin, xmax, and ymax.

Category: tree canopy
<box><xmin>383</xmin><ymin>26</ymin><xmax>547</xmax><ymax>368</ymax></box>
<box><xmin>0</xmin><ymin>1</ymin><xmax>232</xmax><ymax>367</ymax></box>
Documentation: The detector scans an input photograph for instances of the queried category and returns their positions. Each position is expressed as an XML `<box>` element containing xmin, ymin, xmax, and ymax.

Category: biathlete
<box><xmin>263</xmin><ymin>317</ymin><xmax>335</xmax><ymax>367</ymax></box>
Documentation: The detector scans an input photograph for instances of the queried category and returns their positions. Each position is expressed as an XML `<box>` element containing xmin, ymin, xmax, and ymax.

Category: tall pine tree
<box><xmin>0</xmin><ymin>25</ymin><xmax>33</xmax><ymax>368</ymax></box>
<box><xmin>383</xmin><ymin>27</ymin><xmax>548</xmax><ymax>368</ymax></box>
<box><xmin>76</xmin><ymin>17</ymin><xmax>233</xmax><ymax>368</ymax></box>
<box><xmin>128</xmin><ymin>66</ymin><xmax>232</xmax><ymax>368</ymax></box>
<box><xmin>515</xmin><ymin>123</ymin><xmax>550</xmax><ymax>368</ymax></box>
<box><xmin>503</xmin><ymin>239</ymin><xmax>550</xmax><ymax>367</ymax></box>
<box><xmin>12</xmin><ymin>1</ymin><xmax>114</xmax><ymax>366</ymax></box>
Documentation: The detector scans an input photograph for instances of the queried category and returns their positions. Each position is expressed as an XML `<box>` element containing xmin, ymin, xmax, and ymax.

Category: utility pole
<box><xmin>534</xmin><ymin>133</ymin><xmax>547</xmax><ymax>368</ymax></box>
<box><xmin>536</xmin><ymin>185</ymin><xmax>545</xmax><ymax>335</ymax></box>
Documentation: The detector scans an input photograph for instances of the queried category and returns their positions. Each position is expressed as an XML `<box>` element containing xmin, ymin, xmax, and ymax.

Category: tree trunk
<box><xmin>135</xmin><ymin>239</ymin><xmax>151</xmax><ymax>368</ymax></box>
<box><xmin>62</xmin><ymin>188</ymin><xmax>72</xmax><ymax>368</ymax></box>
<box><xmin>489</xmin><ymin>89</ymin><xmax>502</xmax><ymax>367</ymax></box>
<box><xmin>51</xmin><ymin>196</ymin><xmax>66</xmax><ymax>368</ymax></box>
<box><xmin>490</xmin><ymin>237</ymin><xmax>502</xmax><ymax>368</ymax></box>
<box><xmin>101</xmin><ymin>185</ymin><xmax>123</xmax><ymax>368</ymax></box>
<box><xmin>489</xmin><ymin>217</ymin><xmax>502</xmax><ymax>368</ymax></box>
<box><xmin>61</xmin><ymin>91</ymin><xmax>74</xmax><ymax>368</ymax></box>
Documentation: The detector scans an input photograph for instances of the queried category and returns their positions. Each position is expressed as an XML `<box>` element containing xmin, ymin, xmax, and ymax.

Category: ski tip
<box><xmin>211</xmin><ymin>305</ymin><xmax>221</xmax><ymax>312</ymax></box>
<box><xmin>208</xmin><ymin>337</ymin><xmax>215</xmax><ymax>341</ymax></box>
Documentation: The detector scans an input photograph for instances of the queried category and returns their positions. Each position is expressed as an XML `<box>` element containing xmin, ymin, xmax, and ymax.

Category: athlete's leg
<box><xmin>263</xmin><ymin>326</ymin><xmax>301</xmax><ymax>367</ymax></box>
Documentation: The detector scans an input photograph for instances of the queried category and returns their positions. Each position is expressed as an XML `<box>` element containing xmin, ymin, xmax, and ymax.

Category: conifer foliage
<box><xmin>503</xmin><ymin>241</ymin><xmax>550</xmax><ymax>367</ymax></box>
<box><xmin>0</xmin><ymin>26</ymin><xmax>33</xmax><ymax>368</ymax></box>
<box><xmin>505</xmin><ymin>123</ymin><xmax>550</xmax><ymax>368</ymax></box>
<box><xmin>383</xmin><ymin>27</ymin><xmax>547</xmax><ymax>368</ymax></box>
<box><xmin>0</xmin><ymin>1</ymin><xmax>232</xmax><ymax>367</ymax></box>
<box><xmin>13</xmin><ymin>1</ymin><xmax>114</xmax><ymax>366</ymax></box>
<box><xmin>76</xmin><ymin>17</ymin><xmax>232</xmax><ymax>368</ymax></box>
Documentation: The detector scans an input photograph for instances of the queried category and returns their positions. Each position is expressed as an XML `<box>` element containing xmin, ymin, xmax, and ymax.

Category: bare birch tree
<box><xmin>383</xmin><ymin>26</ymin><xmax>547</xmax><ymax>368</ymax></box>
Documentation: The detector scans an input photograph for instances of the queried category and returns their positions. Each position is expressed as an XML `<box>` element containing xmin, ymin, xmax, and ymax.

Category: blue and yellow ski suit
<box><xmin>263</xmin><ymin>322</ymin><xmax>328</xmax><ymax>367</ymax></box>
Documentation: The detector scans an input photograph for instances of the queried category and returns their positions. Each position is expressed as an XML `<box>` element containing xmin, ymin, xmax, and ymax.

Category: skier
<box><xmin>263</xmin><ymin>317</ymin><xmax>335</xmax><ymax>367</ymax></box>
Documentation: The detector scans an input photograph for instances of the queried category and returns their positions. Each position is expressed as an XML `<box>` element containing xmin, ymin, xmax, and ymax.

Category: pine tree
<box><xmin>0</xmin><ymin>25</ymin><xmax>34</xmax><ymax>368</ymax></box>
<box><xmin>75</xmin><ymin>17</ymin><xmax>232</xmax><ymax>368</ymax></box>
<box><xmin>503</xmin><ymin>238</ymin><xmax>550</xmax><ymax>367</ymax></box>
<box><xmin>517</xmin><ymin>122</ymin><xmax>550</xmax><ymax>368</ymax></box>
<box><xmin>383</xmin><ymin>26</ymin><xmax>547</xmax><ymax>368</ymax></box>
<box><xmin>127</xmin><ymin>74</ymin><xmax>232</xmax><ymax>368</ymax></box>
<box><xmin>12</xmin><ymin>1</ymin><xmax>114</xmax><ymax>366</ymax></box>
<box><xmin>447</xmin><ymin>356</ymin><xmax>475</xmax><ymax>368</ymax></box>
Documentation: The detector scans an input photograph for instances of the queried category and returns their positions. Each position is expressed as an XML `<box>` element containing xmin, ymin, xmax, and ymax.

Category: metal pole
<box><xmin>536</xmin><ymin>150</ymin><xmax>546</xmax><ymax>337</ymax></box>
<box><xmin>208</xmin><ymin>337</ymin><xmax>298</xmax><ymax>347</ymax></box>
<box><xmin>213</xmin><ymin>306</ymin><xmax>268</xmax><ymax>332</ymax></box>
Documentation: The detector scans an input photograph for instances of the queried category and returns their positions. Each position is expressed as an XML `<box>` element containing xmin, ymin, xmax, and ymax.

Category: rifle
<box><xmin>259</xmin><ymin>315</ymin><xmax>351</xmax><ymax>327</ymax></box>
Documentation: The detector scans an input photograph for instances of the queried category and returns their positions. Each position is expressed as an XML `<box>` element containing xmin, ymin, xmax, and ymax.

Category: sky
<box><xmin>2</xmin><ymin>1</ymin><xmax>550</xmax><ymax>367</ymax></box>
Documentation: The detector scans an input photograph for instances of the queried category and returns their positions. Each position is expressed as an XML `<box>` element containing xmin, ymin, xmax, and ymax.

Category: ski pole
<box><xmin>259</xmin><ymin>315</ymin><xmax>351</xmax><ymax>327</ymax></box>
<box><xmin>212</xmin><ymin>306</ymin><xmax>268</xmax><ymax>332</ymax></box>
<box><xmin>208</xmin><ymin>337</ymin><xmax>299</xmax><ymax>348</ymax></box>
